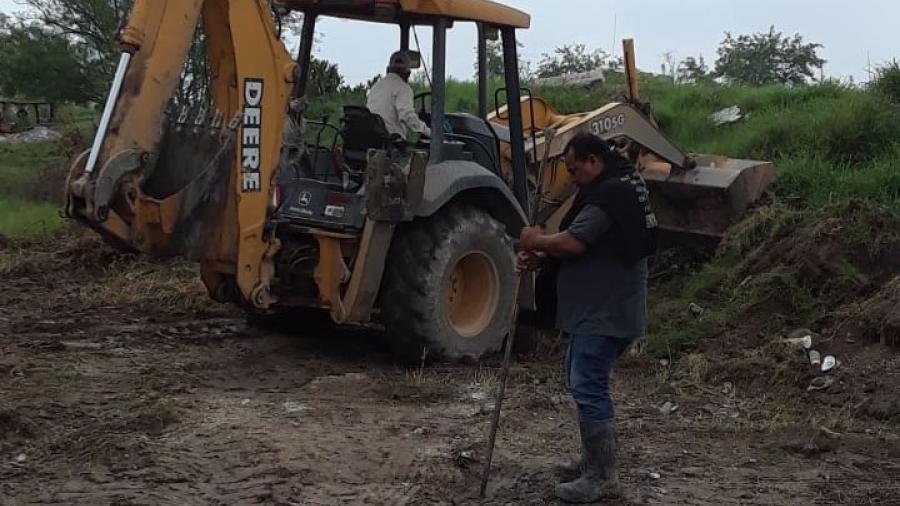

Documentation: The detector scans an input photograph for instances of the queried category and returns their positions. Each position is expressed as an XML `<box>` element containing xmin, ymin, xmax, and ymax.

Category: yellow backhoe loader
<box><xmin>64</xmin><ymin>0</ymin><xmax>773</xmax><ymax>361</ymax></box>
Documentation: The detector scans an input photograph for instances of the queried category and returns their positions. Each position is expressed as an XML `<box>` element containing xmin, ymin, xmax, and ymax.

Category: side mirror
<box><xmin>405</xmin><ymin>50</ymin><xmax>422</xmax><ymax>69</ymax></box>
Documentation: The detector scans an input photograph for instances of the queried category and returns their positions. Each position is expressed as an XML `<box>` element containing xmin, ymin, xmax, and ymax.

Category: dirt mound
<box><xmin>706</xmin><ymin>202</ymin><xmax>900</xmax><ymax>347</ymax></box>
<box><xmin>830</xmin><ymin>275</ymin><xmax>900</xmax><ymax>347</ymax></box>
<box><xmin>656</xmin><ymin>202</ymin><xmax>900</xmax><ymax>424</ymax></box>
<box><xmin>734</xmin><ymin>202</ymin><xmax>898</xmax><ymax>306</ymax></box>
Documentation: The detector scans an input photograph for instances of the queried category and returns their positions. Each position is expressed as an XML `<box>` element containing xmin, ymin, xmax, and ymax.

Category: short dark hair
<box><xmin>564</xmin><ymin>132</ymin><xmax>612</xmax><ymax>163</ymax></box>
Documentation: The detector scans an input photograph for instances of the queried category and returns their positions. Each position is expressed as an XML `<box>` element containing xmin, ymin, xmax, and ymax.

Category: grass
<box><xmin>54</xmin><ymin>103</ymin><xmax>98</xmax><ymax>137</ymax></box>
<box><xmin>0</xmin><ymin>141</ymin><xmax>65</xmax><ymax>190</ymax></box>
<box><xmin>79</xmin><ymin>259</ymin><xmax>213</xmax><ymax>311</ymax></box>
<box><xmin>776</xmin><ymin>151</ymin><xmax>900</xmax><ymax>213</ymax></box>
<box><xmin>0</xmin><ymin>250</ymin><xmax>45</xmax><ymax>274</ymax></box>
<box><xmin>0</xmin><ymin>105</ymin><xmax>94</xmax><ymax>240</ymax></box>
<box><xmin>0</xmin><ymin>197</ymin><xmax>62</xmax><ymax>239</ymax></box>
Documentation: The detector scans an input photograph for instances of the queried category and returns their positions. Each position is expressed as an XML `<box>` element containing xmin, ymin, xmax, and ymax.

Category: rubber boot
<box><xmin>554</xmin><ymin>419</ymin><xmax>620</xmax><ymax>503</ymax></box>
<box><xmin>553</xmin><ymin>458</ymin><xmax>584</xmax><ymax>483</ymax></box>
<box><xmin>553</xmin><ymin>421</ymin><xmax>586</xmax><ymax>483</ymax></box>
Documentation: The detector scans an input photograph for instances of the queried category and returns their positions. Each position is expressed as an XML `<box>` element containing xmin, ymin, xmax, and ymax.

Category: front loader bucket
<box><xmin>642</xmin><ymin>155</ymin><xmax>775</xmax><ymax>238</ymax></box>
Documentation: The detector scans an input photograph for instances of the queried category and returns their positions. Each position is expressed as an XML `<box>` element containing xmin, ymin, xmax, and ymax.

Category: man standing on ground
<box><xmin>517</xmin><ymin>132</ymin><xmax>657</xmax><ymax>503</ymax></box>
<box><xmin>366</xmin><ymin>51</ymin><xmax>431</xmax><ymax>139</ymax></box>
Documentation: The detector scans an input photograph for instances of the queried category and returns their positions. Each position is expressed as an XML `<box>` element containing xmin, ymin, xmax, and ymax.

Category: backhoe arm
<box><xmin>65</xmin><ymin>0</ymin><xmax>296</xmax><ymax>308</ymax></box>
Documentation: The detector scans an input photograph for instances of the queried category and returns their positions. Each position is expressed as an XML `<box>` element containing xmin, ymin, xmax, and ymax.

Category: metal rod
<box><xmin>479</xmin><ymin>285</ymin><xmax>519</xmax><ymax>498</ymax></box>
<box><xmin>477</xmin><ymin>23</ymin><xmax>488</xmax><ymax>119</ymax></box>
<box><xmin>292</xmin><ymin>14</ymin><xmax>318</xmax><ymax>101</ymax></box>
<box><xmin>480</xmin><ymin>128</ymin><xmax>557</xmax><ymax>498</ymax></box>
<box><xmin>400</xmin><ymin>22</ymin><xmax>410</xmax><ymax>51</ymax></box>
<box><xmin>500</xmin><ymin>28</ymin><xmax>529</xmax><ymax>212</ymax></box>
<box><xmin>84</xmin><ymin>52</ymin><xmax>132</xmax><ymax>174</ymax></box>
<box><xmin>623</xmin><ymin>38</ymin><xmax>640</xmax><ymax>103</ymax></box>
<box><xmin>430</xmin><ymin>18</ymin><xmax>448</xmax><ymax>163</ymax></box>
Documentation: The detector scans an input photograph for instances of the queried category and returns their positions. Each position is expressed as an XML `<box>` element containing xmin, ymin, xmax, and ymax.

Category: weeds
<box><xmin>0</xmin><ymin>247</ymin><xmax>55</xmax><ymax>274</ymax></box>
<box><xmin>52</xmin><ymin>358</ymin><xmax>82</xmax><ymax>382</ymax></box>
<box><xmin>0</xmin><ymin>141</ymin><xmax>64</xmax><ymax>192</ymax></box>
<box><xmin>0</xmin><ymin>198</ymin><xmax>62</xmax><ymax>239</ymax></box>
<box><xmin>126</xmin><ymin>395</ymin><xmax>180</xmax><ymax>434</ymax></box>
<box><xmin>80</xmin><ymin>260</ymin><xmax>212</xmax><ymax>312</ymax></box>
<box><xmin>681</xmin><ymin>353</ymin><xmax>709</xmax><ymax>383</ymax></box>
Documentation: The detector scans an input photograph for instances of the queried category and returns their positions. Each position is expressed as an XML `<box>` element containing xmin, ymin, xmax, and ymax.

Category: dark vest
<box><xmin>534</xmin><ymin>155</ymin><xmax>657</xmax><ymax>329</ymax></box>
<box><xmin>560</xmin><ymin>156</ymin><xmax>658</xmax><ymax>265</ymax></box>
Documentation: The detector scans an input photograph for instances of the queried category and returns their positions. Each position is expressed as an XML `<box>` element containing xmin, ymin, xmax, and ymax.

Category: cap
<box><xmin>387</xmin><ymin>51</ymin><xmax>412</xmax><ymax>73</ymax></box>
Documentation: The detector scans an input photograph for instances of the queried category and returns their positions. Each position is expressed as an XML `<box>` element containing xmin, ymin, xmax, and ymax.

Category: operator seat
<box><xmin>340</xmin><ymin>105</ymin><xmax>400</xmax><ymax>170</ymax></box>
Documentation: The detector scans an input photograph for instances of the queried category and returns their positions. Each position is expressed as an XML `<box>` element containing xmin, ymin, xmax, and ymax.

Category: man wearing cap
<box><xmin>366</xmin><ymin>51</ymin><xmax>431</xmax><ymax>139</ymax></box>
<box><xmin>517</xmin><ymin>132</ymin><xmax>657</xmax><ymax>503</ymax></box>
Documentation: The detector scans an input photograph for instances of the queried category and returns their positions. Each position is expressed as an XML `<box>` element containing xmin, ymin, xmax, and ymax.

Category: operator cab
<box><xmin>272</xmin><ymin>0</ymin><xmax>532</xmax><ymax>233</ymax></box>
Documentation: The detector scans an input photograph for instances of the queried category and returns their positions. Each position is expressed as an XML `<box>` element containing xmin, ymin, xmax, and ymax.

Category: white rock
<box><xmin>809</xmin><ymin>350</ymin><xmax>822</xmax><ymax>366</ymax></box>
<box><xmin>659</xmin><ymin>401</ymin><xmax>679</xmax><ymax>416</ymax></box>
<box><xmin>282</xmin><ymin>401</ymin><xmax>310</xmax><ymax>414</ymax></box>
<box><xmin>784</xmin><ymin>335</ymin><xmax>813</xmax><ymax>350</ymax></box>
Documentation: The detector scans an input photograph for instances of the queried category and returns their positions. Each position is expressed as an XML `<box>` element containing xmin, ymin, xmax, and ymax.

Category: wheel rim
<box><xmin>445</xmin><ymin>251</ymin><xmax>500</xmax><ymax>338</ymax></box>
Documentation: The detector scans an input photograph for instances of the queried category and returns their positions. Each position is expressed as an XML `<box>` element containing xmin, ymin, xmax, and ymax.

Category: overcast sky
<box><xmin>1</xmin><ymin>0</ymin><xmax>896</xmax><ymax>85</ymax></box>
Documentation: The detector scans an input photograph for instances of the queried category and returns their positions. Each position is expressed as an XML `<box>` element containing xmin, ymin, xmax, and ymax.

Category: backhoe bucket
<box><xmin>641</xmin><ymin>155</ymin><xmax>775</xmax><ymax>238</ymax></box>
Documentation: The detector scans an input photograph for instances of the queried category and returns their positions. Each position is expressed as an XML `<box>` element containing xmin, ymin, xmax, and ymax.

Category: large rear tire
<box><xmin>380</xmin><ymin>204</ymin><xmax>517</xmax><ymax>362</ymax></box>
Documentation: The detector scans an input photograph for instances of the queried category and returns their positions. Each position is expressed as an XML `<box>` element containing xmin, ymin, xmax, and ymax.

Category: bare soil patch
<box><xmin>1</xmin><ymin>230</ymin><xmax>899</xmax><ymax>504</ymax></box>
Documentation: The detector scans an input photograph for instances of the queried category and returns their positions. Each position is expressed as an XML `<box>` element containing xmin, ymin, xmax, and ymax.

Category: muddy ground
<box><xmin>1</xmin><ymin>238</ymin><xmax>899</xmax><ymax>505</ymax></box>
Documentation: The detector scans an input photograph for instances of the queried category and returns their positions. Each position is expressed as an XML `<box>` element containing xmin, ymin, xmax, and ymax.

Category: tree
<box><xmin>5</xmin><ymin>1</ymin><xmax>345</xmax><ymax>104</ymax></box>
<box><xmin>473</xmin><ymin>38</ymin><xmax>531</xmax><ymax>80</ymax></box>
<box><xmin>0</xmin><ymin>21</ymin><xmax>97</xmax><ymax>102</ymax></box>
<box><xmin>713</xmin><ymin>26</ymin><xmax>825</xmax><ymax>85</ymax></box>
<box><xmin>20</xmin><ymin>0</ymin><xmax>132</xmax><ymax>100</ymax></box>
<box><xmin>870</xmin><ymin>60</ymin><xmax>900</xmax><ymax>103</ymax></box>
<box><xmin>677</xmin><ymin>55</ymin><xmax>710</xmax><ymax>84</ymax></box>
<box><xmin>535</xmin><ymin>44</ymin><xmax>613</xmax><ymax>78</ymax></box>
<box><xmin>307</xmin><ymin>57</ymin><xmax>343</xmax><ymax>98</ymax></box>
<box><xmin>660</xmin><ymin>51</ymin><xmax>678</xmax><ymax>82</ymax></box>
<box><xmin>480</xmin><ymin>39</ymin><xmax>505</xmax><ymax>78</ymax></box>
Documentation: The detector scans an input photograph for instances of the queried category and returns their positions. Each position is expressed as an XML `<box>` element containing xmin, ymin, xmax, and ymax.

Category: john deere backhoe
<box><xmin>65</xmin><ymin>0</ymin><xmax>773</xmax><ymax>361</ymax></box>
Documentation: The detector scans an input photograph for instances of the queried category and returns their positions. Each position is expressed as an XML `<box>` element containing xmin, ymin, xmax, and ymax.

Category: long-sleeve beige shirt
<box><xmin>366</xmin><ymin>73</ymin><xmax>431</xmax><ymax>138</ymax></box>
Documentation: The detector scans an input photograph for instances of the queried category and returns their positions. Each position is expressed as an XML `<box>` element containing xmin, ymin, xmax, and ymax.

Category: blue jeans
<box><xmin>565</xmin><ymin>333</ymin><xmax>633</xmax><ymax>423</ymax></box>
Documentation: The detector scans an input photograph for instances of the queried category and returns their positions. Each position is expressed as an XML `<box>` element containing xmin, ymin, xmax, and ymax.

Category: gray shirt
<box><xmin>556</xmin><ymin>204</ymin><xmax>648</xmax><ymax>339</ymax></box>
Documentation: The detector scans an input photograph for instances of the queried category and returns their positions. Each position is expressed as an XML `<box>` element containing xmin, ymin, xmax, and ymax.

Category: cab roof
<box><xmin>281</xmin><ymin>0</ymin><xmax>531</xmax><ymax>29</ymax></box>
